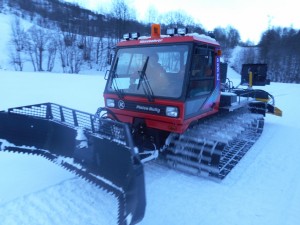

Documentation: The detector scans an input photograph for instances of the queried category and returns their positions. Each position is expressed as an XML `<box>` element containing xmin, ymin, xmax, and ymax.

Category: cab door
<box><xmin>184</xmin><ymin>45</ymin><xmax>217</xmax><ymax>119</ymax></box>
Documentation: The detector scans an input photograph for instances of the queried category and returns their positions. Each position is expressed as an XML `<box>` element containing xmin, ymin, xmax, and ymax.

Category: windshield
<box><xmin>106</xmin><ymin>44</ymin><xmax>189</xmax><ymax>99</ymax></box>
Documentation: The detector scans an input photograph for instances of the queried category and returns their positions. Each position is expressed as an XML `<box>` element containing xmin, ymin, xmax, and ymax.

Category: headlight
<box><xmin>106</xmin><ymin>99</ymin><xmax>115</xmax><ymax>107</ymax></box>
<box><xmin>166</xmin><ymin>106</ymin><xmax>178</xmax><ymax>117</ymax></box>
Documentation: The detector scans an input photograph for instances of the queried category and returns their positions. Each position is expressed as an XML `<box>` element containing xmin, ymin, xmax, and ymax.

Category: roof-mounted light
<box><xmin>177</xmin><ymin>27</ymin><xmax>188</xmax><ymax>35</ymax></box>
<box><xmin>166</xmin><ymin>28</ymin><xmax>177</xmax><ymax>36</ymax></box>
<box><xmin>123</xmin><ymin>33</ymin><xmax>131</xmax><ymax>40</ymax></box>
<box><xmin>122</xmin><ymin>32</ymin><xmax>140</xmax><ymax>41</ymax></box>
<box><xmin>131</xmin><ymin>32</ymin><xmax>140</xmax><ymax>40</ymax></box>
<box><xmin>151</xmin><ymin>24</ymin><xmax>161</xmax><ymax>39</ymax></box>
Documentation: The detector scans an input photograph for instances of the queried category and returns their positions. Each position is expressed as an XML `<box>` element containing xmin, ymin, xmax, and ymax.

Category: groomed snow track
<box><xmin>164</xmin><ymin>109</ymin><xmax>264</xmax><ymax>180</ymax></box>
<box><xmin>0</xmin><ymin>143</ymin><xmax>126</xmax><ymax>224</ymax></box>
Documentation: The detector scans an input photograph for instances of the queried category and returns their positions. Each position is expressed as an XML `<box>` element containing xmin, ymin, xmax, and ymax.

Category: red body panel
<box><xmin>104</xmin><ymin>93</ymin><xmax>219</xmax><ymax>134</ymax></box>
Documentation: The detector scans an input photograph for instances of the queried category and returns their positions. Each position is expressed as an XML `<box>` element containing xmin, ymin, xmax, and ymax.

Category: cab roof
<box><xmin>117</xmin><ymin>33</ymin><xmax>220</xmax><ymax>48</ymax></box>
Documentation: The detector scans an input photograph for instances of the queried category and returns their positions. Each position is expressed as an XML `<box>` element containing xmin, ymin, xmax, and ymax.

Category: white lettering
<box><xmin>136</xmin><ymin>105</ymin><xmax>160</xmax><ymax>114</ymax></box>
<box><xmin>139</xmin><ymin>39</ymin><xmax>163</xmax><ymax>44</ymax></box>
<box><xmin>136</xmin><ymin>105</ymin><xmax>148</xmax><ymax>111</ymax></box>
<box><xmin>149</xmin><ymin>107</ymin><xmax>160</xmax><ymax>114</ymax></box>
<box><xmin>216</xmin><ymin>57</ymin><xmax>220</xmax><ymax>81</ymax></box>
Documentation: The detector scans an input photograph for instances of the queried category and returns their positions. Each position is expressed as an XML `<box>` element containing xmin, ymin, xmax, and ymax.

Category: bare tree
<box><xmin>70</xmin><ymin>39</ymin><xmax>84</xmax><ymax>74</ymax></box>
<box><xmin>227</xmin><ymin>26</ymin><xmax>241</xmax><ymax>48</ymax></box>
<box><xmin>57</xmin><ymin>33</ymin><xmax>68</xmax><ymax>73</ymax></box>
<box><xmin>94</xmin><ymin>37</ymin><xmax>111</xmax><ymax>71</ymax></box>
<box><xmin>78</xmin><ymin>35</ymin><xmax>94</xmax><ymax>69</ymax></box>
<box><xmin>95</xmin><ymin>37</ymin><xmax>102</xmax><ymax>66</ymax></box>
<box><xmin>110</xmin><ymin>0</ymin><xmax>135</xmax><ymax>39</ymax></box>
<box><xmin>46</xmin><ymin>33</ymin><xmax>58</xmax><ymax>72</ymax></box>
<box><xmin>214</xmin><ymin>26</ymin><xmax>240</xmax><ymax>49</ymax></box>
<box><xmin>10</xmin><ymin>17</ymin><xmax>27</xmax><ymax>71</ymax></box>
<box><xmin>57</xmin><ymin>32</ymin><xmax>83</xmax><ymax>74</ymax></box>
<box><xmin>160</xmin><ymin>10</ymin><xmax>196</xmax><ymax>27</ymax></box>
<box><xmin>10</xmin><ymin>50</ymin><xmax>24</xmax><ymax>71</ymax></box>
<box><xmin>213</xmin><ymin>26</ymin><xmax>241</xmax><ymax>63</ymax></box>
<box><xmin>146</xmin><ymin>5</ymin><xmax>159</xmax><ymax>25</ymax></box>
<box><xmin>26</xmin><ymin>26</ymin><xmax>52</xmax><ymax>71</ymax></box>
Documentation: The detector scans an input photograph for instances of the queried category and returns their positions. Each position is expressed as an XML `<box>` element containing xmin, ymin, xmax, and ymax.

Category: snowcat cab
<box><xmin>103</xmin><ymin>25</ymin><xmax>223</xmax><ymax>159</ymax></box>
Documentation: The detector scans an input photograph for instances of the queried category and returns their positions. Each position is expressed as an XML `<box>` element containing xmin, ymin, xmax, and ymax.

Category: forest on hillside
<box><xmin>1</xmin><ymin>0</ymin><xmax>299</xmax><ymax>83</ymax></box>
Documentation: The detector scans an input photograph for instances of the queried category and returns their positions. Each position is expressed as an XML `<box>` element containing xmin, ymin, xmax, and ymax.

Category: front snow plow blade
<box><xmin>0</xmin><ymin>103</ymin><xmax>146</xmax><ymax>225</ymax></box>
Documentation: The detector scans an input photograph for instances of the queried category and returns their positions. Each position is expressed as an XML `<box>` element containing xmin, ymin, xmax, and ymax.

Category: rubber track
<box><xmin>0</xmin><ymin>144</ymin><xmax>127</xmax><ymax>225</ymax></box>
<box><xmin>164</xmin><ymin>109</ymin><xmax>264</xmax><ymax>180</ymax></box>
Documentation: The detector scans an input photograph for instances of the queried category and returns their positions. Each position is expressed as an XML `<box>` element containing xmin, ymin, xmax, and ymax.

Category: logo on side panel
<box><xmin>118</xmin><ymin>100</ymin><xmax>125</xmax><ymax>109</ymax></box>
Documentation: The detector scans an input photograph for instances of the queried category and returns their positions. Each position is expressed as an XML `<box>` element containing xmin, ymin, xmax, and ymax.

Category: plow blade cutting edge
<box><xmin>0</xmin><ymin>103</ymin><xmax>146</xmax><ymax>225</ymax></box>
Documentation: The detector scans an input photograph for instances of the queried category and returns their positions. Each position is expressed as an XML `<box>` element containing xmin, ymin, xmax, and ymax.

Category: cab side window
<box><xmin>188</xmin><ymin>47</ymin><xmax>215</xmax><ymax>98</ymax></box>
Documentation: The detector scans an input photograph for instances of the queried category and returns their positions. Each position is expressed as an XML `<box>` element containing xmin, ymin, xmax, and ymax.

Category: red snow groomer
<box><xmin>0</xmin><ymin>24</ymin><xmax>282</xmax><ymax>224</ymax></box>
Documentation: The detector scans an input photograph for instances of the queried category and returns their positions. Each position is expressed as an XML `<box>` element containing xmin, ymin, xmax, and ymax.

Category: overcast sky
<box><xmin>64</xmin><ymin>0</ymin><xmax>299</xmax><ymax>44</ymax></box>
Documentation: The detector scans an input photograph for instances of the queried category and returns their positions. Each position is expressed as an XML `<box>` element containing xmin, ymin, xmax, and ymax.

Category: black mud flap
<box><xmin>248</xmin><ymin>101</ymin><xmax>267</xmax><ymax>116</ymax></box>
<box><xmin>0</xmin><ymin>103</ymin><xmax>146</xmax><ymax>225</ymax></box>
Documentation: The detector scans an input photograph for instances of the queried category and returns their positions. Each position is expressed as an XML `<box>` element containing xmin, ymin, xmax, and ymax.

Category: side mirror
<box><xmin>220</xmin><ymin>62</ymin><xmax>228</xmax><ymax>83</ymax></box>
<box><xmin>104</xmin><ymin>70</ymin><xmax>110</xmax><ymax>80</ymax></box>
<box><xmin>107</xmin><ymin>54</ymin><xmax>113</xmax><ymax>65</ymax></box>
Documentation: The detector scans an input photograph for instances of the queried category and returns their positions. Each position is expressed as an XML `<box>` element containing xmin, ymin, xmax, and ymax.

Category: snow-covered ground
<box><xmin>1</xmin><ymin>7</ymin><xmax>300</xmax><ymax>225</ymax></box>
<box><xmin>1</xmin><ymin>67</ymin><xmax>300</xmax><ymax>225</ymax></box>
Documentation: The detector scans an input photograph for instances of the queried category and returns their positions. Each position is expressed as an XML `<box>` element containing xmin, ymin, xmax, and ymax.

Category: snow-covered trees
<box><xmin>259</xmin><ymin>27</ymin><xmax>300</xmax><ymax>83</ymax></box>
<box><xmin>9</xmin><ymin>19</ymin><xmax>111</xmax><ymax>74</ymax></box>
<box><xmin>6</xmin><ymin>0</ymin><xmax>300</xmax><ymax>83</ymax></box>
<box><xmin>214</xmin><ymin>26</ymin><xmax>241</xmax><ymax>63</ymax></box>
<box><xmin>224</xmin><ymin>26</ymin><xmax>300</xmax><ymax>84</ymax></box>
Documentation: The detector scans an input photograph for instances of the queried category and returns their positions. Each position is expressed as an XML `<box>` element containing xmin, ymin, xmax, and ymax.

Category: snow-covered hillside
<box><xmin>1</xmin><ymin>6</ymin><xmax>300</xmax><ymax>225</ymax></box>
<box><xmin>0</xmin><ymin>13</ymin><xmax>12</xmax><ymax>69</ymax></box>
<box><xmin>0</xmin><ymin>11</ymin><xmax>35</xmax><ymax>70</ymax></box>
<box><xmin>1</xmin><ymin>67</ymin><xmax>300</xmax><ymax>225</ymax></box>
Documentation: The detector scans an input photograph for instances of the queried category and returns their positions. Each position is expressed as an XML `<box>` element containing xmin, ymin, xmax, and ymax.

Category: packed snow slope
<box><xmin>0</xmin><ymin>67</ymin><xmax>300</xmax><ymax>225</ymax></box>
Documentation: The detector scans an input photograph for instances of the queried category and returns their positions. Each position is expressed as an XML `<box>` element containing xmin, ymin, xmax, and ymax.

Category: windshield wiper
<box><xmin>111</xmin><ymin>57</ymin><xmax>124</xmax><ymax>98</ymax></box>
<box><xmin>137</xmin><ymin>56</ymin><xmax>154</xmax><ymax>102</ymax></box>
